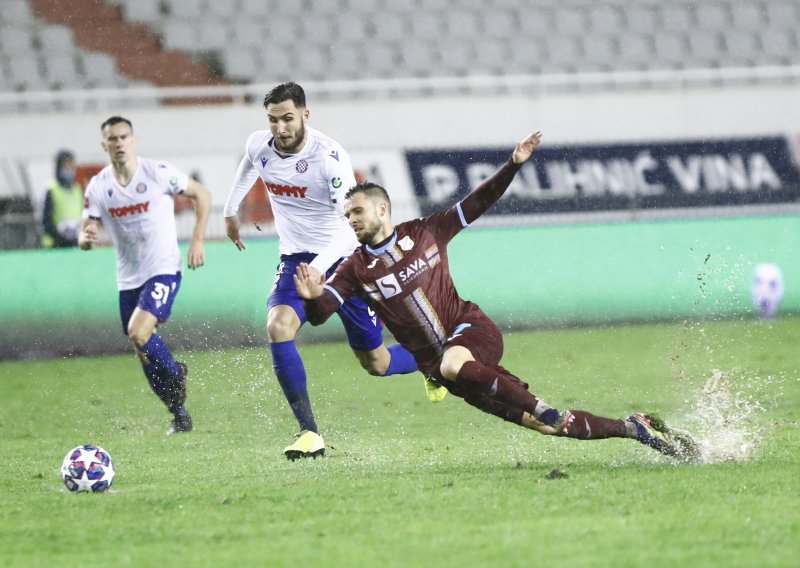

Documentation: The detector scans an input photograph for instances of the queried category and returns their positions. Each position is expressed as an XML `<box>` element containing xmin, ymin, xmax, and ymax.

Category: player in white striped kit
<box><xmin>224</xmin><ymin>83</ymin><xmax>439</xmax><ymax>460</ymax></box>
<box><xmin>79</xmin><ymin>116</ymin><xmax>211</xmax><ymax>434</ymax></box>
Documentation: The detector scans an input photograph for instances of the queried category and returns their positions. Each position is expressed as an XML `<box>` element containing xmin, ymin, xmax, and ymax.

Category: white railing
<box><xmin>2</xmin><ymin>66</ymin><xmax>800</xmax><ymax>112</ymax></box>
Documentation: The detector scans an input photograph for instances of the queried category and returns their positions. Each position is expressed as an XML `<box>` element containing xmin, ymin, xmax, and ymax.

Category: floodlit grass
<box><xmin>1</xmin><ymin>318</ymin><xmax>798</xmax><ymax>567</ymax></box>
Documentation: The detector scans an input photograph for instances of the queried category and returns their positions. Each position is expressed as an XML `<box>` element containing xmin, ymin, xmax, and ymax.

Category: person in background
<box><xmin>79</xmin><ymin>116</ymin><xmax>211</xmax><ymax>434</ymax></box>
<box><xmin>41</xmin><ymin>150</ymin><xmax>83</xmax><ymax>248</ymax></box>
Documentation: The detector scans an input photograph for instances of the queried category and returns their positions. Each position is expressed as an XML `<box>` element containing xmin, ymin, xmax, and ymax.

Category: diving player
<box><xmin>295</xmin><ymin>131</ymin><xmax>698</xmax><ymax>462</ymax></box>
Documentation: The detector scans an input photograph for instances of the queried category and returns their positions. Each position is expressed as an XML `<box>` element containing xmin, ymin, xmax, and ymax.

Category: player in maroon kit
<box><xmin>294</xmin><ymin>131</ymin><xmax>697</xmax><ymax>461</ymax></box>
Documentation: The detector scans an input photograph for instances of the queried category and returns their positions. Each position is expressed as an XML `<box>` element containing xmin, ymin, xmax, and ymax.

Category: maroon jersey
<box><xmin>305</xmin><ymin>158</ymin><xmax>522</xmax><ymax>374</ymax></box>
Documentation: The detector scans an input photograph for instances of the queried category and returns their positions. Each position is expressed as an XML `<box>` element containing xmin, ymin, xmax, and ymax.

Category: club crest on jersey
<box><xmin>398</xmin><ymin>236</ymin><xmax>414</xmax><ymax>251</ymax></box>
<box><xmin>295</xmin><ymin>159</ymin><xmax>308</xmax><ymax>173</ymax></box>
<box><xmin>260</xmin><ymin>156</ymin><xmax>268</xmax><ymax>168</ymax></box>
<box><xmin>136</xmin><ymin>183</ymin><xmax>147</xmax><ymax>194</ymax></box>
<box><xmin>329</xmin><ymin>150</ymin><xmax>340</xmax><ymax>161</ymax></box>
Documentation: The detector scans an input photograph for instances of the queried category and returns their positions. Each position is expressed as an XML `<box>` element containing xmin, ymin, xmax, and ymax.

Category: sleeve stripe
<box><xmin>456</xmin><ymin>201</ymin><xmax>468</xmax><ymax>228</ymax></box>
<box><xmin>323</xmin><ymin>284</ymin><xmax>345</xmax><ymax>306</ymax></box>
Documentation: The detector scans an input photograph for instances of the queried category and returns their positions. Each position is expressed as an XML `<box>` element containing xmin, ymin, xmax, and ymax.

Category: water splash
<box><xmin>684</xmin><ymin>368</ymin><xmax>775</xmax><ymax>464</ymax></box>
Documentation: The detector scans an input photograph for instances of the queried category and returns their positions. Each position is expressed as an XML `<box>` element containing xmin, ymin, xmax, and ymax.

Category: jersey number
<box><xmin>151</xmin><ymin>282</ymin><xmax>171</xmax><ymax>307</ymax></box>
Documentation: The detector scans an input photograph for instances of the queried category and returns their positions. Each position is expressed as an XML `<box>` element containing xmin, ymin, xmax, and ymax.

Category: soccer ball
<box><xmin>60</xmin><ymin>444</ymin><xmax>115</xmax><ymax>493</ymax></box>
<box><xmin>751</xmin><ymin>263</ymin><xmax>784</xmax><ymax>318</ymax></box>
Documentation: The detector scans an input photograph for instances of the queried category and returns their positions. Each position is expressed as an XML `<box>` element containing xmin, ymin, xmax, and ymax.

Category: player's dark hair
<box><xmin>346</xmin><ymin>182</ymin><xmax>392</xmax><ymax>214</ymax></box>
<box><xmin>101</xmin><ymin>115</ymin><xmax>133</xmax><ymax>132</ymax></box>
<box><xmin>263</xmin><ymin>82</ymin><xmax>306</xmax><ymax>109</ymax></box>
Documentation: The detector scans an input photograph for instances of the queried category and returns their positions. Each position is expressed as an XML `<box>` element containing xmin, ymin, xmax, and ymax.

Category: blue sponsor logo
<box><xmin>261</xmin><ymin>156</ymin><xmax>268</xmax><ymax>168</ymax></box>
<box><xmin>330</xmin><ymin>150</ymin><xmax>339</xmax><ymax>161</ymax></box>
<box><xmin>106</xmin><ymin>188</ymin><xmax>113</xmax><ymax>197</ymax></box>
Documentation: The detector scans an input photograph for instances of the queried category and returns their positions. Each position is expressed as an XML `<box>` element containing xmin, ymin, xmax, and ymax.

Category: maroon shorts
<box><xmin>429</xmin><ymin>302</ymin><xmax>504</xmax><ymax>382</ymax></box>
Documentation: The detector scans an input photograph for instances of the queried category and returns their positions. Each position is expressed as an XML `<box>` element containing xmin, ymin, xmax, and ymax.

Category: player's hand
<box><xmin>78</xmin><ymin>223</ymin><xmax>98</xmax><ymax>250</ymax></box>
<box><xmin>293</xmin><ymin>262</ymin><xmax>325</xmax><ymax>299</ymax></box>
<box><xmin>225</xmin><ymin>215</ymin><xmax>246</xmax><ymax>251</ymax></box>
<box><xmin>188</xmin><ymin>241</ymin><xmax>205</xmax><ymax>269</ymax></box>
<box><xmin>511</xmin><ymin>131</ymin><xmax>543</xmax><ymax>164</ymax></box>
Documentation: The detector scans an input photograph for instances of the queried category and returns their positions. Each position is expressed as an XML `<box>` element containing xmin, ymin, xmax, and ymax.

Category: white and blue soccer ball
<box><xmin>751</xmin><ymin>263</ymin><xmax>784</xmax><ymax>318</ymax></box>
<box><xmin>60</xmin><ymin>444</ymin><xmax>115</xmax><ymax>493</ymax></box>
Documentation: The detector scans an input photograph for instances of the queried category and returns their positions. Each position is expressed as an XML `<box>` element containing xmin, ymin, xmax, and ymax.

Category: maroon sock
<box><xmin>559</xmin><ymin>410</ymin><xmax>627</xmax><ymax>440</ymax></box>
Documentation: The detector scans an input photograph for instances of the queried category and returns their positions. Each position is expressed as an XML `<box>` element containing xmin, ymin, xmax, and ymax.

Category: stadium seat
<box><xmin>437</xmin><ymin>38</ymin><xmax>475</xmax><ymax>76</ymax></box>
<box><xmin>517</xmin><ymin>8</ymin><xmax>554</xmax><ymax>36</ymax></box>
<box><xmin>326</xmin><ymin>43</ymin><xmax>364</xmax><ymax>80</ymax></box>
<box><xmin>688</xmin><ymin>32</ymin><xmax>725</xmax><ymax>65</ymax></box>
<box><xmin>482</xmin><ymin>10</ymin><xmax>516</xmax><ymax>39</ymax></box>
<box><xmin>161</xmin><ymin>20</ymin><xmax>197</xmax><ymax>51</ymax></box>
<box><xmin>652</xmin><ymin>32</ymin><xmax>689</xmax><ymax>67</ymax></box>
<box><xmin>447</xmin><ymin>10</ymin><xmax>481</xmax><ymax>40</ymax></box>
<box><xmin>37</xmin><ymin>24</ymin><xmax>77</xmax><ymax>55</ymax></box>
<box><xmin>45</xmin><ymin>53</ymin><xmax>83</xmax><ymax>89</ymax></box>
<box><xmin>581</xmin><ymin>35</ymin><xmax>618</xmax><ymax>69</ymax></box>
<box><xmin>546</xmin><ymin>35</ymin><xmax>583</xmax><ymax>69</ymax></box>
<box><xmin>764</xmin><ymin>0</ymin><xmax>800</xmax><ymax>29</ymax></box>
<box><xmin>78</xmin><ymin>51</ymin><xmax>119</xmax><ymax>88</ymax></box>
<box><xmin>617</xmin><ymin>33</ymin><xmax>655</xmax><ymax>67</ymax></box>
<box><xmin>363</xmin><ymin>43</ymin><xmax>397</xmax><ymax>79</ymax></box>
<box><xmin>587</xmin><ymin>5</ymin><xmax>623</xmax><ymax>34</ymax></box>
<box><xmin>0</xmin><ymin>0</ymin><xmax>34</xmax><ymax>24</ymax></box>
<box><xmin>695</xmin><ymin>3</ymin><xmax>730</xmax><ymax>31</ymax></box>
<box><xmin>722</xmin><ymin>30</ymin><xmax>760</xmax><ymax>66</ymax></box>
<box><xmin>409</xmin><ymin>11</ymin><xmax>448</xmax><ymax>42</ymax></box>
<box><xmin>371</xmin><ymin>12</ymin><xmax>410</xmax><ymax>43</ymax></box>
<box><xmin>4</xmin><ymin>54</ymin><xmax>48</xmax><ymax>91</ymax></box>
<box><xmin>334</xmin><ymin>12</ymin><xmax>371</xmax><ymax>43</ymax></box>
<box><xmin>221</xmin><ymin>46</ymin><xmax>259</xmax><ymax>83</ymax></box>
<box><xmin>121</xmin><ymin>0</ymin><xmax>163</xmax><ymax>24</ymax></box>
<box><xmin>729</xmin><ymin>4</ymin><xmax>765</xmax><ymax>30</ymax></box>
<box><xmin>625</xmin><ymin>5</ymin><xmax>659</xmax><ymax>33</ymax></box>
<box><xmin>658</xmin><ymin>4</ymin><xmax>693</xmax><ymax>33</ymax></box>
<box><xmin>758</xmin><ymin>29</ymin><xmax>797</xmax><ymax>64</ymax></box>
<box><xmin>471</xmin><ymin>37</ymin><xmax>511</xmax><ymax>75</ymax></box>
<box><xmin>163</xmin><ymin>0</ymin><xmax>207</xmax><ymax>19</ymax></box>
<box><xmin>195</xmin><ymin>21</ymin><xmax>229</xmax><ymax>51</ymax></box>
<box><xmin>553</xmin><ymin>7</ymin><xmax>586</xmax><ymax>34</ymax></box>
<box><xmin>1</xmin><ymin>27</ymin><xmax>36</xmax><ymax>54</ymax></box>
<box><xmin>229</xmin><ymin>17</ymin><xmax>264</xmax><ymax>48</ymax></box>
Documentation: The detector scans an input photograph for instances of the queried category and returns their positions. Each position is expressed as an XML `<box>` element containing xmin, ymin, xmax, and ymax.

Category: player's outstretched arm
<box><xmin>293</xmin><ymin>262</ymin><xmax>325</xmax><ymax>300</ymax></box>
<box><xmin>78</xmin><ymin>218</ymin><xmax>100</xmax><ymax>251</ymax></box>
<box><xmin>183</xmin><ymin>179</ymin><xmax>211</xmax><ymax>269</ymax></box>
<box><xmin>459</xmin><ymin>131</ymin><xmax>542</xmax><ymax>224</ymax></box>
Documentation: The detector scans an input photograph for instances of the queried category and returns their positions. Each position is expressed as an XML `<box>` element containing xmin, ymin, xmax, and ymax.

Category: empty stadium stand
<box><xmin>0</xmin><ymin>0</ymin><xmax>798</xmax><ymax>108</ymax></box>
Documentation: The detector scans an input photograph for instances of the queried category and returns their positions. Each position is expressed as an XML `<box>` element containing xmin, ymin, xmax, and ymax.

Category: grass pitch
<box><xmin>1</xmin><ymin>318</ymin><xmax>799</xmax><ymax>567</ymax></box>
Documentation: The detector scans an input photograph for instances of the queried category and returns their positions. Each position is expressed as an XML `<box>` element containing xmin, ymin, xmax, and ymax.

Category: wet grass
<box><xmin>1</xmin><ymin>317</ymin><xmax>798</xmax><ymax>567</ymax></box>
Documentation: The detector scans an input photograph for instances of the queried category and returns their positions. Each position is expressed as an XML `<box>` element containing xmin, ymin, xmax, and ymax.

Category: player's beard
<box><xmin>274</xmin><ymin>122</ymin><xmax>306</xmax><ymax>154</ymax></box>
<box><xmin>355</xmin><ymin>218</ymin><xmax>383</xmax><ymax>245</ymax></box>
